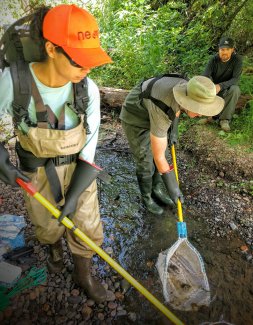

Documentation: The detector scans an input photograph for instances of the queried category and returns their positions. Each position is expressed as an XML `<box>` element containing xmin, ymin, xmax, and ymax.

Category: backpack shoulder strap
<box><xmin>10</xmin><ymin>60</ymin><xmax>32</xmax><ymax>126</ymax></box>
<box><xmin>73</xmin><ymin>77</ymin><xmax>90</xmax><ymax>134</ymax></box>
<box><xmin>139</xmin><ymin>73</ymin><xmax>185</xmax><ymax>120</ymax></box>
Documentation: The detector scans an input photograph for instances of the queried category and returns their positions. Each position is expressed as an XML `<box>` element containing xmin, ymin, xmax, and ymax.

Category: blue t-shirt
<box><xmin>0</xmin><ymin>63</ymin><xmax>100</xmax><ymax>163</ymax></box>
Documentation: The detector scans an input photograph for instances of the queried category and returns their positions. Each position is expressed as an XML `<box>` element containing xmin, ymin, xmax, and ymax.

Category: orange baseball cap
<box><xmin>42</xmin><ymin>4</ymin><xmax>112</xmax><ymax>68</ymax></box>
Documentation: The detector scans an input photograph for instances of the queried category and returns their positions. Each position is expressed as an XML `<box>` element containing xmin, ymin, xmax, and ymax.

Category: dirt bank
<box><xmin>181</xmin><ymin>124</ymin><xmax>253</xmax><ymax>182</ymax></box>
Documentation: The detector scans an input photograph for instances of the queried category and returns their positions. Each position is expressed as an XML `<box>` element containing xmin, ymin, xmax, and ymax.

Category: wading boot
<box><xmin>47</xmin><ymin>239</ymin><xmax>64</xmax><ymax>273</ymax></box>
<box><xmin>72</xmin><ymin>254</ymin><xmax>107</xmax><ymax>304</ymax></box>
<box><xmin>137</xmin><ymin>176</ymin><xmax>163</xmax><ymax>215</ymax></box>
<box><xmin>152</xmin><ymin>172</ymin><xmax>174</xmax><ymax>207</ymax></box>
<box><xmin>220</xmin><ymin>119</ymin><xmax>230</xmax><ymax>132</ymax></box>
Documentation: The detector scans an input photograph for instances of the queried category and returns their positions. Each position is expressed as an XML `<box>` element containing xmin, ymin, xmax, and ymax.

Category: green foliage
<box><xmin>89</xmin><ymin>0</ymin><xmax>251</xmax><ymax>87</ymax></box>
<box><xmin>228</xmin><ymin>1</ymin><xmax>253</xmax><ymax>54</ymax></box>
<box><xmin>218</xmin><ymin>100</ymin><xmax>253</xmax><ymax>151</ymax></box>
<box><xmin>239</xmin><ymin>56</ymin><xmax>253</xmax><ymax>95</ymax></box>
<box><xmin>240</xmin><ymin>74</ymin><xmax>253</xmax><ymax>95</ymax></box>
<box><xmin>90</xmin><ymin>1</ymin><xmax>176</xmax><ymax>88</ymax></box>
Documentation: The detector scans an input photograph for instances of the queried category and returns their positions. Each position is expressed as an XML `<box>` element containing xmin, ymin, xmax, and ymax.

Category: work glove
<box><xmin>58</xmin><ymin>159</ymin><xmax>101</xmax><ymax>222</ymax></box>
<box><xmin>0</xmin><ymin>142</ymin><xmax>30</xmax><ymax>187</ymax></box>
<box><xmin>161</xmin><ymin>167</ymin><xmax>184</xmax><ymax>205</ymax></box>
<box><xmin>169</xmin><ymin>116</ymin><xmax>179</xmax><ymax>146</ymax></box>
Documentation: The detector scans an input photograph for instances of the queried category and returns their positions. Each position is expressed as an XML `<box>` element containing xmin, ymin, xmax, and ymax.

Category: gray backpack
<box><xmin>0</xmin><ymin>13</ymin><xmax>89</xmax><ymax>130</ymax></box>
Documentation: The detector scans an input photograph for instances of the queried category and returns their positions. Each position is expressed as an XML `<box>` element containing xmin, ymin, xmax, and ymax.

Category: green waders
<box><xmin>122</xmin><ymin>121</ymin><xmax>173</xmax><ymax>215</ymax></box>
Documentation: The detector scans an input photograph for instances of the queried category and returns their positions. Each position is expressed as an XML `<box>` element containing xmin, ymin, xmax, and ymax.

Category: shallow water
<box><xmin>96</xmin><ymin>148</ymin><xmax>253</xmax><ymax>325</ymax></box>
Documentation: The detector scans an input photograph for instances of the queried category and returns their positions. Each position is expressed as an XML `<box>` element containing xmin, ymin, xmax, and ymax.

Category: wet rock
<box><xmin>105</xmin><ymin>247</ymin><xmax>114</xmax><ymax>255</ymax></box>
<box><xmin>29</xmin><ymin>291</ymin><xmax>37</xmax><ymax>300</ymax></box>
<box><xmin>246</xmin><ymin>254</ymin><xmax>253</xmax><ymax>262</ymax></box>
<box><xmin>219</xmin><ymin>171</ymin><xmax>225</xmax><ymax>178</ymax></box>
<box><xmin>128</xmin><ymin>312</ymin><xmax>137</xmax><ymax>322</ymax></box>
<box><xmin>115</xmin><ymin>291</ymin><xmax>124</xmax><ymax>301</ymax></box>
<box><xmin>120</xmin><ymin>279</ymin><xmax>131</xmax><ymax>293</ymax></box>
<box><xmin>108</xmin><ymin>301</ymin><xmax>117</xmax><ymax>309</ymax></box>
<box><xmin>240</xmin><ymin>245</ymin><xmax>249</xmax><ymax>252</ymax></box>
<box><xmin>67</xmin><ymin>295</ymin><xmax>82</xmax><ymax>304</ymax></box>
<box><xmin>56</xmin><ymin>291</ymin><xmax>63</xmax><ymax>302</ymax></box>
<box><xmin>229</xmin><ymin>222</ymin><xmax>238</xmax><ymax>231</ymax></box>
<box><xmin>97</xmin><ymin>312</ymin><xmax>105</xmax><ymax>320</ymax></box>
<box><xmin>117</xmin><ymin>309</ymin><xmax>127</xmax><ymax>316</ymax></box>
<box><xmin>110</xmin><ymin>309</ymin><xmax>117</xmax><ymax>317</ymax></box>
<box><xmin>106</xmin><ymin>290</ymin><xmax>116</xmax><ymax>301</ymax></box>
<box><xmin>81</xmin><ymin>305</ymin><xmax>93</xmax><ymax>320</ymax></box>
<box><xmin>3</xmin><ymin>307</ymin><xmax>13</xmax><ymax>319</ymax></box>
<box><xmin>71</xmin><ymin>288</ymin><xmax>80</xmax><ymax>296</ymax></box>
<box><xmin>42</xmin><ymin>303</ymin><xmax>50</xmax><ymax>312</ymax></box>
<box><xmin>86</xmin><ymin>299</ymin><xmax>95</xmax><ymax>307</ymax></box>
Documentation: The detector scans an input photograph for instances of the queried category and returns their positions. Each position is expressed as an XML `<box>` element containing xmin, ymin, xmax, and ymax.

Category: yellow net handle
<box><xmin>16</xmin><ymin>178</ymin><xmax>184</xmax><ymax>325</ymax></box>
<box><xmin>171</xmin><ymin>145</ymin><xmax>183</xmax><ymax>223</ymax></box>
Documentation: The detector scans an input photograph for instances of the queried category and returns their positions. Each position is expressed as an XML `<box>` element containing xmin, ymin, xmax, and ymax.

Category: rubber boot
<box><xmin>220</xmin><ymin>119</ymin><xmax>230</xmax><ymax>132</ymax></box>
<box><xmin>47</xmin><ymin>239</ymin><xmax>64</xmax><ymax>273</ymax></box>
<box><xmin>152</xmin><ymin>171</ymin><xmax>174</xmax><ymax>207</ymax></box>
<box><xmin>137</xmin><ymin>176</ymin><xmax>163</xmax><ymax>215</ymax></box>
<box><xmin>72</xmin><ymin>254</ymin><xmax>107</xmax><ymax>304</ymax></box>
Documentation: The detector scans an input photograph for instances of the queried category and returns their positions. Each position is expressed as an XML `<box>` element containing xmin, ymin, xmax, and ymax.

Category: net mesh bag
<box><xmin>156</xmin><ymin>238</ymin><xmax>211</xmax><ymax>311</ymax></box>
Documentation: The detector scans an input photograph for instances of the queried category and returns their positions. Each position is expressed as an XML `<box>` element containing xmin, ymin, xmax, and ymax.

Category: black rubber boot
<box><xmin>152</xmin><ymin>171</ymin><xmax>174</xmax><ymax>207</ymax></box>
<box><xmin>47</xmin><ymin>239</ymin><xmax>64</xmax><ymax>273</ymax></box>
<box><xmin>72</xmin><ymin>255</ymin><xmax>107</xmax><ymax>304</ymax></box>
<box><xmin>137</xmin><ymin>176</ymin><xmax>163</xmax><ymax>215</ymax></box>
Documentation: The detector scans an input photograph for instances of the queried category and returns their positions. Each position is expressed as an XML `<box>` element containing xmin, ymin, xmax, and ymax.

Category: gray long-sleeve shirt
<box><xmin>203</xmin><ymin>53</ymin><xmax>243</xmax><ymax>90</ymax></box>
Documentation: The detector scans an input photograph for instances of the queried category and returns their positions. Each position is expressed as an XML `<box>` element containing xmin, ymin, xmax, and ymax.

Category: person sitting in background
<box><xmin>200</xmin><ymin>36</ymin><xmax>243</xmax><ymax>132</ymax></box>
<box><xmin>120</xmin><ymin>75</ymin><xmax>224</xmax><ymax>215</ymax></box>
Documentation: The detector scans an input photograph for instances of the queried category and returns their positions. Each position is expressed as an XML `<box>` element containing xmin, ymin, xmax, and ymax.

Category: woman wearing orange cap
<box><xmin>0</xmin><ymin>4</ymin><xmax>112</xmax><ymax>303</ymax></box>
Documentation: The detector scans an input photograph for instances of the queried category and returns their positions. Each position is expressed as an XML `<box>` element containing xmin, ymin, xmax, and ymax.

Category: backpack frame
<box><xmin>0</xmin><ymin>13</ymin><xmax>90</xmax><ymax>132</ymax></box>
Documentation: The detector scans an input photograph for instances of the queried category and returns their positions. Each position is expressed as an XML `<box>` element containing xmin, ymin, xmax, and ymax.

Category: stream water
<box><xmin>96</xmin><ymin>147</ymin><xmax>253</xmax><ymax>325</ymax></box>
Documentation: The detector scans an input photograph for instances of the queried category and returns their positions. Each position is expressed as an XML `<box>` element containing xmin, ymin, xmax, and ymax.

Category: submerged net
<box><xmin>156</xmin><ymin>238</ymin><xmax>210</xmax><ymax>311</ymax></box>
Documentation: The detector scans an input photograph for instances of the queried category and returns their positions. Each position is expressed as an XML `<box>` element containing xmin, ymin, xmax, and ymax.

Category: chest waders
<box><xmin>11</xmin><ymin>61</ymin><xmax>89</xmax><ymax>203</ymax></box>
<box><xmin>137</xmin><ymin>73</ymin><xmax>186</xmax><ymax>214</ymax></box>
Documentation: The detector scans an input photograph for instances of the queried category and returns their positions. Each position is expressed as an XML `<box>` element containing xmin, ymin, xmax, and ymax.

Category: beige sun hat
<box><xmin>173</xmin><ymin>75</ymin><xmax>224</xmax><ymax>116</ymax></box>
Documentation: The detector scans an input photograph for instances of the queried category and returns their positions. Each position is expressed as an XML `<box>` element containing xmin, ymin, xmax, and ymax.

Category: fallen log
<box><xmin>99</xmin><ymin>86</ymin><xmax>129</xmax><ymax>108</ymax></box>
<box><xmin>99</xmin><ymin>86</ymin><xmax>252</xmax><ymax>111</ymax></box>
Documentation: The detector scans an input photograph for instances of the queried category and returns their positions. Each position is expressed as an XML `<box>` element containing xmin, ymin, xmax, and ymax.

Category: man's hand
<box><xmin>0</xmin><ymin>143</ymin><xmax>30</xmax><ymax>187</ymax></box>
<box><xmin>215</xmin><ymin>84</ymin><xmax>221</xmax><ymax>94</ymax></box>
<box><xmin>161</xmin><ymin>168</ymin><xmax>184</xmax><ymax>204</ymax></box>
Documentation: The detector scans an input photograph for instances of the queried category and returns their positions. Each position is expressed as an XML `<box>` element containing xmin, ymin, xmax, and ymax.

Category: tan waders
<box><xmin>16</xmin><ymin>75</ymin><xmax>105</xmax><ymax>302</ymax></box>
<box><xmin>72</xmin><ymin>254</ymin><xmax>107</xmax><ymax>303</ymax></box>
<box><xmin>47</xmin><ymin>239</ymin><xmax>64</xmax><ymax>273</ymax></box>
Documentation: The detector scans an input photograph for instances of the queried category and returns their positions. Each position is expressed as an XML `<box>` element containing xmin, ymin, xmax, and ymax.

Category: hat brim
<box><xmin>219</xmin><ymin>45</ymin><xmax>233</xmax><ymax>49</ymax></box>
<box><xmin>62</xmin><ymin>46</ymin><xmax>112</xmax><ymax>68</ymax></box>
<box><xmin>173</xmin><ymin>81</ymin><xmax>224</xmax><ymax>117</ymax></box>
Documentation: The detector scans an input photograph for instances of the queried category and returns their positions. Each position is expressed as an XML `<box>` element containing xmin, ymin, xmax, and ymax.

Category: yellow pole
<box><xmin>171</xmin><ymin>145</ymin><xmax>183</xmax><ymax>222</ymax></box>
<box><xmin>20</xmin><ymin>187</ymin><xmax>185</xmax><ymax>325</ymax></box>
